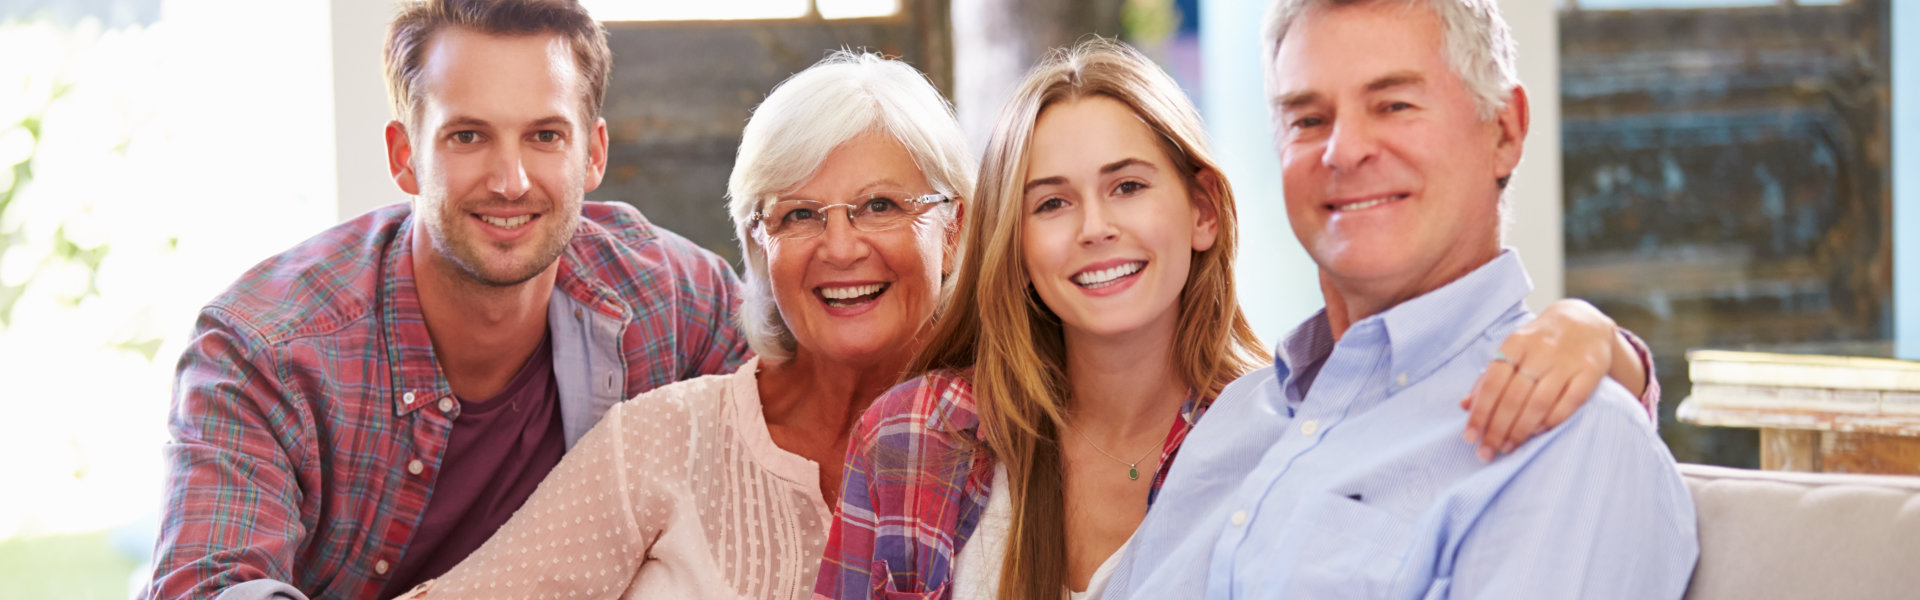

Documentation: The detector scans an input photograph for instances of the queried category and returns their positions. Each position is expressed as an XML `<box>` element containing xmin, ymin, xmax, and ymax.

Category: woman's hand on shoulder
<box><xmin>1461</xmin><ymin>298</ymin><xmax>1630</xmax><ymax>460</ymax></box>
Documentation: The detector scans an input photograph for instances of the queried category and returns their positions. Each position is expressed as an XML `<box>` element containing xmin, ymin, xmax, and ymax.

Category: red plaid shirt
<box><xmin>813</xmin><ymin>369</ymin><xmax>1207</xmax><ymax>599</ymax></box>
<box><xmin>146</xmin><ymin>202</ymin><xmax>750</xmax><ymax>600</ymax></box>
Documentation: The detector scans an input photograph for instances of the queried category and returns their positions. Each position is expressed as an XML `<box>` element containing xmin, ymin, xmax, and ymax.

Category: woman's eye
<box><xmin>782</xmin><ymin>208</ymin><xmax>817</xmax><ymax>223</ymax></box>
<box><xmin>1114</xmin><ymin>181</ymin><xmax>1147</xmax><ymax>195</ymax></box>
<box><xmin>1034</xmin><ymin>197</ymin><xmax>1066</xmax><ymax>213</ymax></box>
<box><xmin>864</xmin><ymin>197</ymin><xmax>900</xmax><ymax>213</ymax></box>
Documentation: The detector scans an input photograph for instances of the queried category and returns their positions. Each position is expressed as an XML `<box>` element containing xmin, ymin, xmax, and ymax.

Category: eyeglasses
<box><xmin>750</xmin><ymin>191</ymin><xmax>953</xmax><ymax>240</ymax></box>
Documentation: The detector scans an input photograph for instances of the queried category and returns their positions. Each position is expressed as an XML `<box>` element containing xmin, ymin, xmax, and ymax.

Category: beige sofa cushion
<box><xmin>1680</xmin><ymin>463</ymin><xmax>1920</xmax><ymax>599</ymax></box>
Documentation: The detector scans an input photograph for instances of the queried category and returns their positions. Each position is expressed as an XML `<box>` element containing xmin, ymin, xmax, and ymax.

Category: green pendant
<box><xmin>1129</xmin><ymin>466</ymin><xmax>1140</xmax><ymax>480</ymax></box>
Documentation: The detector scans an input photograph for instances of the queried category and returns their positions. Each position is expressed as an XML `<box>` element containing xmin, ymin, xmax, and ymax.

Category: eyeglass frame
<box><xmin>749</xmin><ymin>191</ymin><xmax>955</xmax><ymax>241</ymax></box>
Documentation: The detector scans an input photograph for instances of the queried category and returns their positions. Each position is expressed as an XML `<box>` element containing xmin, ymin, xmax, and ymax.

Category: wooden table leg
<box><xmin>1761</xmin><ymin>429</ymin><xmax>1820</xmax><ymax>472</ymax></box>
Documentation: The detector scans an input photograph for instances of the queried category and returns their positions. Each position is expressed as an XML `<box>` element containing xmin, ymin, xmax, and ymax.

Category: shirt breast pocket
<box><xmin>1277</xmin><ymin>492</ymin><xmax>1417</xmax><ymax>600</ymax></box>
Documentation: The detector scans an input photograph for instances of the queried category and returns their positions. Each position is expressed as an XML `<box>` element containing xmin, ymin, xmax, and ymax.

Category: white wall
<box><xmin>1200</xmin><ymin>0</ymin><xmax>1565</xmax><ymax>345</ymax></box>
<box><xmin>1500</xmin><ymin>0</ymin><xmax>1564</xmax><ymax>311</ymax></box>
<box><xmin>330</xmin><ymin>0</ymin><xmax>410</xmax><ymax>222</ymax></box>
<box><xmin>1199</xmin><ymin>0</ymin><xmax>1321</xmax><ymax>344</ymax></box>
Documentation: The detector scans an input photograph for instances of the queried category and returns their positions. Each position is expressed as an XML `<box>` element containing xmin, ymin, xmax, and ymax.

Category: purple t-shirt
<box><xmin>379</xmin><ymin>333</ymin><xmax>567</xmax><ymax>597</ymax></box>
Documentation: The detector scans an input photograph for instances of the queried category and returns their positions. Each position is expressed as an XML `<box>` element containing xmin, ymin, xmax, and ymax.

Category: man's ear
<box><xmin>941</xmin><ymin>199</ymin><xmax>966</xmax><ymax>276</ymax></box>
<box><xmin>1492</xmin><ymin>84</ymin><xmax>1530</xmax><ymax>186</ymax></box>
<box><xmin>385</xmin><ymin>120</ymin><xmax>419</xmax><ymax>196</ymax></box>
<box><xmin>1189</xmin><ymin>169</ymin><xmax>1222</xmax><ymax>253</ymax></box>
<box><xmin>584</xmin><ymin>117</ymin><xmax>609</xmax><ymax>192</ymax></box>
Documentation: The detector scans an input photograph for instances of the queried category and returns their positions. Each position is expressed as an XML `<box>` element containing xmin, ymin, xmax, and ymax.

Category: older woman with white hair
<box><xmin>394</xmin><ymin>50</ymin><xmax>972</xmax><ymax>600</ymax></box>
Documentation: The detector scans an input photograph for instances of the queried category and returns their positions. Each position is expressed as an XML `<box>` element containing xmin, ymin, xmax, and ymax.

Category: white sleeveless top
<box><xmin>397</xmin><ymin>358</ymin><xmax>834</xmax><ymax>600</ymax></box>
<box><xmin>951</xmin><ymin>464</ymin><xmax>1130</xmax><ymax>600</ymax></box>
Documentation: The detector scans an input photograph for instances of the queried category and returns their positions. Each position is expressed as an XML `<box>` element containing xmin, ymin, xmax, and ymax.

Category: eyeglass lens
<box><xmin>761</xmin><ymin>192</ymin><xmax>941</xmax><ymax>238</ymax></box>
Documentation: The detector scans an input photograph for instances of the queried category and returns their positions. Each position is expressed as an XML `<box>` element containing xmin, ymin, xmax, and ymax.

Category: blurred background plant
<box><xmin>0</xmin><ymin>1</ymin><xmax>334</xmax><ymax>596</ymax></box>
<box><xmin>1121</xmin><ymin>0</ymin><xmax>1182</xmax><ymax>47</ymax></box>
<box><xmin>0</xmin><ymin>16</ymin><xmax>178</xmax><ymax>598</ymax></box>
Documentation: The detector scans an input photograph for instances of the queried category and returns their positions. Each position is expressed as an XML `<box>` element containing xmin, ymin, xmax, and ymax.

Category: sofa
<box><xmin>1679</xmin><ymin>463</ymin><xmax>1920</xmax><ymax>599</ymax></box>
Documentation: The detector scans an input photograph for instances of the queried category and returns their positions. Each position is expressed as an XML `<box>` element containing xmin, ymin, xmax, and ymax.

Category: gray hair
<box><xmin>1261</xmin><ymin>0</ymin><xmax>1519</xmax><ymax>121</ymax></box>
<box><xmin>1262</xmin><ymin>0</ymin><xmax>1520</xmax><ymax>235</ymax></box>
<box><xmin>725</xmin><ymin>50</ymin><xmax>976</xmax><ymax>362</ymax></box>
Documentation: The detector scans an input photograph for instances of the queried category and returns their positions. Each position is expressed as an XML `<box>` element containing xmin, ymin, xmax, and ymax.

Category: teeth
<box><xmin>1335</xmin><ymin>195</ymin><xmax>1401</xmax><ymax>212</ymax></box>
<box><xmin>820</xmin><ymin>283</ymin><xmax>885</xmax><ymax>300</ymax></box>
<box><xmin>1073</xmin><ymin>262</ymin><xmax>1145</xmax><ymax>288</ymax></box>
<box><xmin>481</xmin><ymin>214</ymin><xmax>533</xmax><ymax>228</ymax></box>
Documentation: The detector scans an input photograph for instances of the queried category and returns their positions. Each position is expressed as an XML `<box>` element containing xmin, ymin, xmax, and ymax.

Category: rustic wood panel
<box><xmin>1558</xmin><ymin>1</ymin><xmax>1891</xmax><ymax>468</ymax></box>
<box><xmin>1818</xmin><ymin>431</ymin><xmax>1920</xmax><ymax>476</ymax></box>
<box><xmin>589</xmin><ymin>1</ymin><xmax>952</xmax><ymax>265</ymax></box>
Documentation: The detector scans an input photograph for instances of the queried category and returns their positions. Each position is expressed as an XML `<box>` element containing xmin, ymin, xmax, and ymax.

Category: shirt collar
<box><xmin>1275</xmin><ymin>249</ymin><xmax>1533</xmax><ymax>395</ymax></box>
<box><xmin>549</xmin><ymin>216</ymin><xmax>637</xmax><ymax>323</ymax></box>
<box><xmin>1274</xmin><ymin>308</ymin><xmax>1337</xmax><ymax>403</ymax></box>
<box><xmin>925</xmin><ymin>369</ymin><xmax>984</xmax><ymax>440</ymax></box>
<box><xmin>1377</xmin><ymin>249</ymin><xmax>1532</xmax><ymax>387</ymax></box>
<box><xmin>382</xmin><ymin>215</ymin><xmax>454</xmax><ymax>417</ymax></box>
<box><xmin>379</xmin><ymin>209</ymin><xmax>639</xmax><ymax>416</ymax></box>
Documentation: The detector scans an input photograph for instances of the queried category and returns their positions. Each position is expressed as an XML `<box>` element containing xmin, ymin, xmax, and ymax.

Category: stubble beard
<box><xmin>424</xmin><ymin>193</ymin><xmax>581</xmax><ymax>289</ymax></box>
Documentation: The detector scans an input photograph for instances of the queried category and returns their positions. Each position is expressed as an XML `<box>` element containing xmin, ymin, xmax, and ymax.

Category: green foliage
<box><xmin>0</xmin><ymin>58</ymin><xmax>138</xmax><ymax>350</ymax></box>
<box><xmin>0</xmin><ymin>531</ymin><xmax>141</xmax><ymax>600</ymax></box>
<box><xmin>1121</xmin><ymin>0</ymin><xmax>1184</xmax><ymax>46</ymax></box>
<box><xmin>0</xmin><ymin>108</ymin><xmax>48</xmax><ymax>326</ymax></box>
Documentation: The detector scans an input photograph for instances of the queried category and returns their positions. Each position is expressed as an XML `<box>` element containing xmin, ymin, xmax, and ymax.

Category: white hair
<box><xmin>1261</xmin><ymin>0</ymin><xmax>1519</xmax><ymax>121</ymax></box>
<box><xmin>725</xmin><ymin>50</ymin><xmax>976</xmax><ymax>362</ymax></box>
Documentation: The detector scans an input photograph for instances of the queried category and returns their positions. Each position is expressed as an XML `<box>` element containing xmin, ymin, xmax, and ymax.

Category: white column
<box><xmin>330</xmin><ymin>0</ymin><xmax>410</xmax><ymax>222</ymax></box>
<box><xmin>1199</xmin><ymin>0</ymin><xmax>1322</xmax><ymax>344</ymax></box>
<box><xmin>1498</xmin><ymin>0</ymin><xmax>1563</xmax><ymax>311</ymax></box>
<box><xmin>1897</xmin><ymin>0</ymin><xmax>1918</xmax><ymax>360</ymax></box>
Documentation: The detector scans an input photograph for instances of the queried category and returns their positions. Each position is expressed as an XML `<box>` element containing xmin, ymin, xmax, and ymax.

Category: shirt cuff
<box><xmin>213</xmin><ymin>579</ymin><xmax>310</xmax><ymax>600</ymax></box>
<box><xmin>1617</xmin><ymin>327</ymin><xmax>1661</xmax><ymax>426</ymax></box>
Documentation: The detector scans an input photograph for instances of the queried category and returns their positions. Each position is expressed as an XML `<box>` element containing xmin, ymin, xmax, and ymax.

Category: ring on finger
<box><xmin>1495</xmin><ymin>353</ymin><xmax>1540</xmax><ymax>379</ymax></box>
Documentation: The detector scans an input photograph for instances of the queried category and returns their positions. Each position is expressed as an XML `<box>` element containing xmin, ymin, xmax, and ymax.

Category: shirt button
<box><xmin>374</xmin><ymin>559</ymin><xmax>390</xmax><ymax>575</ymax></box>
<box><xmin>1300</xmin><ymin>419</ymin><xmax>1319</xmax><ymax>436</ymax></box>
<box><xmin>574</xmin><ymin>308</ymin><xmax>583</xmax><ymax>320</ymax></box>
<box><xmin>402</xmin><ymin>392</ymin><xmax>415</xmax><ymax>404</ymax></box>
<box><xmin>407</xmin><ymin>460</ymin><xmax>425</xmax><ymax>475</ymax></box>
<box><xmin>1396</xmin><ymin>373</ymin><xmax>1409</xmax><ymax>386</ymax></box>
<box><xmin>1230</xmin><ymin>510</ymin><xmax>1249</xmax><ymax>527</ymax></box>
<box><xmin>437</xmin><ymin>397</ymin><xmax>455</xmax><ymax>413</ymax></box>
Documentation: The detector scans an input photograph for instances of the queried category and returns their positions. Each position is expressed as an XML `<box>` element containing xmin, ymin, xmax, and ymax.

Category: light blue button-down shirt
<box><xmin>1105</xmin><ymin>250</ymin><xmax>1698</xmax><ymax>600</ymax></box>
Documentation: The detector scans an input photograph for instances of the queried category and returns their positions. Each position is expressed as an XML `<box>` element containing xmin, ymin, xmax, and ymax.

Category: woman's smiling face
<box><xmin>1019</xmin><ymin>95</ymin><xmax>1218</xmax><ymax>343</ymax></box>
<box><xmin>760</xmin><ymin>131</ymin><xmax>952</xmax><ymax>369</ymax></box>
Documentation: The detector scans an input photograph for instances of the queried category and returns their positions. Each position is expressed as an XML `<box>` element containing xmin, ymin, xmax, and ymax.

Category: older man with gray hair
<box><xmin>1104</xmin><ymin>1</ymin><xmax>1698</xmax><ymax>598</ymax></box>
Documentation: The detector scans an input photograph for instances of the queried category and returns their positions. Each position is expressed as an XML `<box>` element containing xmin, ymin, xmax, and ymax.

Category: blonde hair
<box><xmin>725</xmin><ymin>50</ymin><xmax>975</xmax><ymax>362</ymax></box>
<box><xmin>902</xmin><ymin>38</ymin><xmax>1266</xmax><ymax>598</ymax></box>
